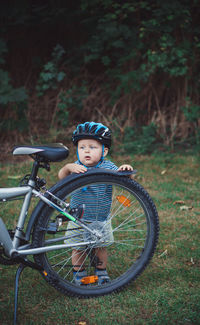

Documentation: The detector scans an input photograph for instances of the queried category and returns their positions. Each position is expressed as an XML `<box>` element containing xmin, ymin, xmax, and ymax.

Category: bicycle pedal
<box><xmin>47</xmin><ymin>222</ymin><xmax>58</xmax><ymax>234</ymax></box>
<box><xmin>81</xmin><ymin>275</ymin><xmax>98</xmax><ymax>285</ymax></box>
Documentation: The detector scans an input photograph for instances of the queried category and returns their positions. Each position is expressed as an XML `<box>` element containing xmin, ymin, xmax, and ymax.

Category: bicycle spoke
<box><xmin>114</xmin><ymin>241</ymin><xmax>144</xmax><ymax>248</ymax></box>
<box><xmin>48</xmin><ymin>247</ymin><xmax>72</xmax><ymax>260</ymax></box>
<box><xmin>112</xmin><ymin>210</ymin><xmax>144</xmax><ymax>233</ymax></box>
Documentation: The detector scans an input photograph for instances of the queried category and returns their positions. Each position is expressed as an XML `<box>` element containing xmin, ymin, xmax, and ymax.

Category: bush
<box><xmin>56</xmin><ymin>84</ymin><xmax>88</xmax><ymax>128</ymax></box>
<box><xmin>0</xmin><ymin>39</ymin><xmax>27</xmax><ymax>105</ymax></box>
<box><xmin>0</xmin><ymin>39</ymin><xmax>28</xmax><ymax>136</ymax></box>
<box><xmin>181</xmin><ymin>98</ymin><xmax>200</xmax><ymax>146</ymax></box>
<box><xmin>36</xmin><ymin>44</ymin><xmax>66</xmax><ymax>96</ymax></box>
<box><xmin>123</xmin><ymin>123</ymin><xmax>157</xmax><ymax>154</ymax></box>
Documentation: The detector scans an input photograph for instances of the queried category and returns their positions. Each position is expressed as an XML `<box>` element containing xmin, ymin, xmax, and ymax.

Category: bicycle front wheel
<box><xmin>33</xmin><ymin>173</ymin><xmax>159</xmax><ymax>297</ymax></box>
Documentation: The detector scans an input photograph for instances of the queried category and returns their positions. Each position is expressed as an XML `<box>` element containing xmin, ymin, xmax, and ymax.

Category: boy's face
<box><xmin>77</xmin><ymin>139</ymin><xmax>108</xmax><ymax>166</ymax></box>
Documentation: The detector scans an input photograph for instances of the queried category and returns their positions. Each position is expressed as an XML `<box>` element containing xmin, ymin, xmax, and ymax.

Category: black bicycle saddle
<box><xmin>12</xmin><ymin>143</ymin><xmax>69</xmax><ymax>162</ymax></box>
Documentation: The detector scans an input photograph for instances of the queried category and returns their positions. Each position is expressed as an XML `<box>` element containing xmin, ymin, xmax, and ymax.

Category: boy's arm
<box><xmin>58</xmin><ymin>163</ymin><xmax>87</xmax><ymax>179</ymax></box>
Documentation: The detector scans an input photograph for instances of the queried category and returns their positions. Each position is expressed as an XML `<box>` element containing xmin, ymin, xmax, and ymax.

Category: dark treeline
<box><xmin>0</xmin><ymin>0</ymin><xmax>200</xmax><ymax>154</ymax></box>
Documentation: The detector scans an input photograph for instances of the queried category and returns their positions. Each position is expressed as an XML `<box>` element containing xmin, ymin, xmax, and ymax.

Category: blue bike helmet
<box><xmin>72</xmin><ymin>122</ymin><xmax>112</xmax><ymax>149</ymax></box>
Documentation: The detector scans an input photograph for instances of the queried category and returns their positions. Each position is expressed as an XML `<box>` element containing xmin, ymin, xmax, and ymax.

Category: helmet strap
<box><xmin>76</xmin><ymin>147</ymin><xmax>87</xmax><ymax>167</ymax></box>
<box><xmin>94</xmin><ymin>144</ymin><xmax>105</xmax><ymax>168</ymax></box>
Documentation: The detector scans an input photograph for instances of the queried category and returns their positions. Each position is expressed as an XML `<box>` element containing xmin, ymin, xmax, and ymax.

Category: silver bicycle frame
<box><xmin>0</xmin><ymin>184</ymin><xmax>100</xmax><ymax>257</ymax></box>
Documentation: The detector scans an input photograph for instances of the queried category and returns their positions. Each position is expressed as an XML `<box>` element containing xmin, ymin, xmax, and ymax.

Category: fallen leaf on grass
<box><xmin>186</xmin><ymin>258</ymin><xmax>195</xmax><ymax>266</ymax></box>
<box><xmin>78</xmin><ymin>322</ymin><xmax>87</xmax><ymax>325</ymax></box>
<box><xmin>173</xmin><ymin>200</ymin><xmax>185</xmax><ymax>205</ymax></box>
<box><xmin>158</xmin><ymin>249</ymin><xmax>168</xmax><ymax>258</ymax></box>
<box><xmin>161</xmin><ymin>170</ymin><xmax>167</xmax><ymax>175</ymax></box>
<box><xmin>180</xmin><ymin>205</ymin><xmax>193</xmax><ymax>211</ymax></box>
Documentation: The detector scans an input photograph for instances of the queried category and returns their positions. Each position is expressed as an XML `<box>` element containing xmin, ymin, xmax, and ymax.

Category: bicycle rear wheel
<box><xmin>33</xmin><ymin>174</ymin><xmax>159</xmax><ymax>297</ymax></box>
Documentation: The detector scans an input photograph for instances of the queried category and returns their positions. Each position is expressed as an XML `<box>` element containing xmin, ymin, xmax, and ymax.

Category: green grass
<box><xmin>0</xmin><ymin>153</ymin><xmax>200</xmax><ymax>325</ymax></box>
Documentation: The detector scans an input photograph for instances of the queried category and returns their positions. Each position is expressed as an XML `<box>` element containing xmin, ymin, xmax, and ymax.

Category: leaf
<box><xmin>57</xmin><ymin>71</ymin><xmax>66</xmax><ymax>82</ymax></box>
<box><xmin>158</xmin><ymin>249</ymin><xmax>167</xmax><ymax>258</ymax></box>
<box><xmin>161</xmin><ymin>170</ymin><xmax>167</xmax><ymax>175</ymax></box>
<box><xmin>44</xmin><ymin>62</ymin><xmax>54</xmax><ymax>71</ymax></box>
<box><xmin>180</xmin><ymin>205</ymin><xmax>193</xmax><ymax>211</ymax></box>
<box><xmin>191</xmin><ymin>258</ymin><xmax>195</xmax><ymax>265</ymax></box>
<box><xmin>173</xmin><ymin>200</ymin><xmax>185</xmax><ymax>205</ymax></box>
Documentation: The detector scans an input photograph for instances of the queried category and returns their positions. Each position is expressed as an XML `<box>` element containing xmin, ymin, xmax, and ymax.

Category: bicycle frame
<box><xmin>0</xmin><ymin>182</ymin><xmax>101</xmax><ymax>258</ymax></box>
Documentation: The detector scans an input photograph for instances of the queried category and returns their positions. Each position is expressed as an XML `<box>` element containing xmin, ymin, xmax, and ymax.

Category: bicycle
<box><xmin>0</xmin><ymin>143</ymin><xmax>159</xmax><ymax>322</ymax></box>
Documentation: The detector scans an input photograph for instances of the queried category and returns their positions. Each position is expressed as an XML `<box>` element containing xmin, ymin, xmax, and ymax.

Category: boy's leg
<box><xmin>72</xmin><ymin>249</ymin><xmax>87</xmax><ymax>285</ymax></box>
<box><xmin>94</xmin><ymin>247</ymin><xmax>110</xmax><ymax>284</ymax></box>
<box><xmin>72</xmin><ymin>249</ymin><xmax>86</xmax><ymax>271</ymax></box>
<box><xmin>94</xmin><ymin>247</ymin><xmax>108</xmax><ymax>269</ymax></box>
<box><xmin>72</xmin><ymin>248</ymin><xmax>107</xmax><ymax>270</ymax></box>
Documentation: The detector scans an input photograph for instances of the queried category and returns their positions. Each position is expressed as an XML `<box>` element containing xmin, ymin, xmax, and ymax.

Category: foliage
<box><xmin>36</xmin><ymin>44</ymin><xmax>66</xmax><ymax>96</ymax></box>
<box><xmin>0</xmin><ymin>39</ymin><xmax>28</xmax><ymax>135</ymax></box>
<box><xmin>0</xmin><ymin>1</ymin><xmax>200</xmax><ymax>147</ymax></box>
<box><xmin>181</xmin><ymin>97</ymin><xmax>200</xmax><ymax>146</ymax></box>
<box><xmin>57</xmin><ymin>84</ymin><xmax>88</xmax><ymax>127</ymax></box>
<box><xmin>0</xmin><ymin>39</ymin><xmax>27</xmax><ymax>105</ymax></box>
<box><xmin>181</xmin><ymin>97</ymin><xmax>200</xmax><ymax>123</ymax></box>
<box><xmin>77</xmin><ymin>1</ymin><xmax>199</xmax><ymax>91</ymax></box>
<box><xmin>0</xmin><ymin>70</ymin><xmax>27</xmax><ymax>105</ymax></box>
<box><xmin>123</xmin><ymin>123</ymin><xmax>157</xmax><ymax>154</ymax></box>
<box><xmin>0</xmin><ymin>103</ymin><xmax>28</xmax><ymax>133</ymax></box>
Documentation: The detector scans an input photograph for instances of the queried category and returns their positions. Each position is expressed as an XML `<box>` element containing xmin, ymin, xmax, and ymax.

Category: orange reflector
<box><xmin>43</xmin><ymin>271</ymin><xmax>48</xmax><ymax>276</ymax></box>
<box><xmin>81</xmin><ymin>275</ymin><xmax>98</xmax><ymax>285</ymax></box>
<box><xmin>116</xmin><ymin>195</ymin><xmax>131</xmax><ymax>207</ymax></box>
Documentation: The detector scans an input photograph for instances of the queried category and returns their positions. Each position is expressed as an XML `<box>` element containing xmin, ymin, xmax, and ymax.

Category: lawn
<box><xmin>0</xmin><ymin>152</ymin><xmax>199</xmax><ymax>325</ymax></box>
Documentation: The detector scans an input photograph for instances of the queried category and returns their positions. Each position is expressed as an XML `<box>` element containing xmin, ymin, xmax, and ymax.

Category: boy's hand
<box><xmin>117</xmin><ymin>164</ymin><xmax>133</xmax><ymax>171</ymax></box>
<box><xmin>58</xmin><ymin>163</ymin><xmax>87</xmax><ymax>179</ymax></box>
<box><xmin>67</xmin><ymin>163</ymin><xmax>87</xmax><ymax>174</ymax></box>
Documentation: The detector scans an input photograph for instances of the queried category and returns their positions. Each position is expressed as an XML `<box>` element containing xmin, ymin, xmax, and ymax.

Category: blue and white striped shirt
<box><xmin>70</xmin><ymin>160</ymin><xmax>118</xmax><ymax>222</ymax></box>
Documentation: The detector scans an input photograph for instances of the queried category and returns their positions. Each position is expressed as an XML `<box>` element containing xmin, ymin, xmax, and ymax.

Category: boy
<box><xmin>58</xmin><ymin>122</ymin><xmax>133</xmax><ymax>285</ymax></box>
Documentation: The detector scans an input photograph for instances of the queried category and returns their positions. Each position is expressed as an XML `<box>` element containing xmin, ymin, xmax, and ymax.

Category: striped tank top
<box><xmin>70</xmin><ymin>160</ymin><xmax>118</xmax><ymax>222</ymax></box>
